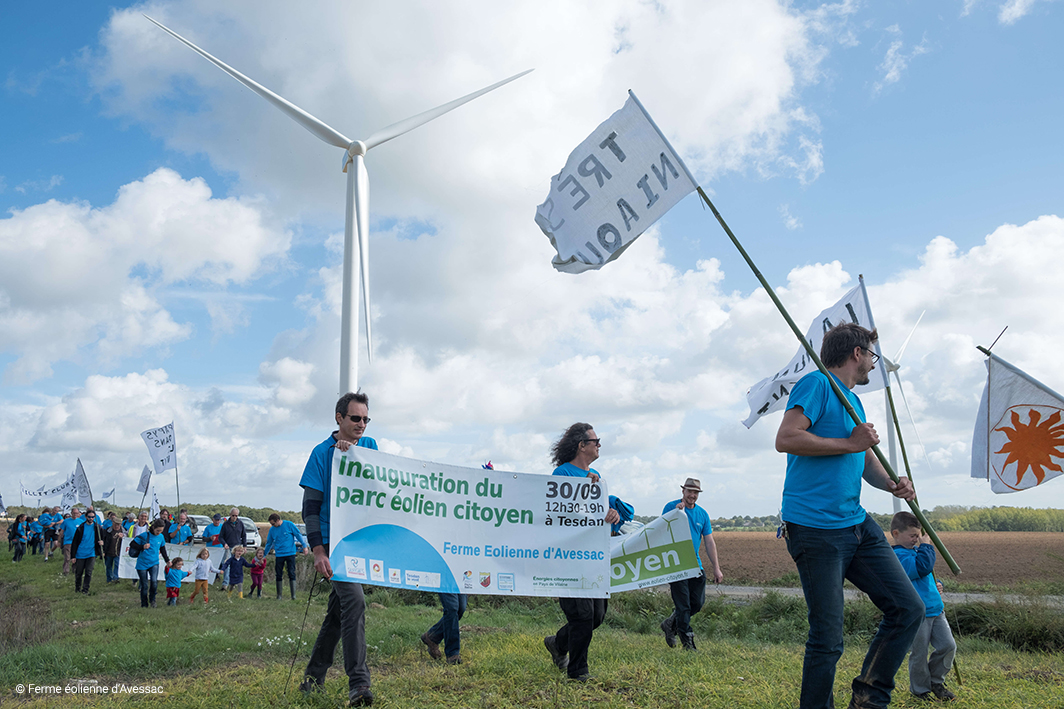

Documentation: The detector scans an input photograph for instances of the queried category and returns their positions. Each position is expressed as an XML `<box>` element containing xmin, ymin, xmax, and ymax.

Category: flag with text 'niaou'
<box><xmin>742</xmin><ymin>283</ymin><xmax>888</xmax><ymax>428</ymax></box>
<box><xmin>972</xmin><ymin>353</ymin><xmax>1064</xmax><ymax>493</ymax></box>
<box><xmin>535</xmin><ymin>91</ymin><xmax>697</xmax><ymax>274</ymax></box>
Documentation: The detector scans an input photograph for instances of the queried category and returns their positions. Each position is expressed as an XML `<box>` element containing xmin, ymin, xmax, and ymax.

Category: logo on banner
<box><xmin>370</xmin><ymin>560</ymin><xmax>385</xmax><ymax>582</ymax></box>
<box><xmin>404</xmin><ymin>570</ymin><xmax>441</xmax><ymax>589</ymax></box>
<box><xmin>345</xmin><ymin>557</ymin><xmax>367</xmax><ymax>580</ymax></box>
<box><xmin>463</xmin><ymin>570</ymin><xmax>474</xmax><ymax>590</ymax></box>
<box><xmin>389</xmin><ymin>568</ymin><xmax>401</xmax><ymax>584</ymax></box>
<box><xmin>497</xmin><ymin>573</ymin><xmax>515</xmax><ymax>592</ymax></box>
<box><xmin>480</xmin><ymin>572</ymin><xmax>491</xmax><ymax>588</ymax></box>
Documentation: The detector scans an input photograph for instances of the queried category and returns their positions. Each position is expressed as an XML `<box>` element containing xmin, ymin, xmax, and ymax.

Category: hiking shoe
<box><xmin>661</xmin><ymin>615</ymin><xmax>677</xmax><ymax>648</ymax></box>
<box><xmin>913</xmin><ymin>691</ymin><xmax>934</xmax><ymax>701</ymax></box>
<box><xmin>931</xmin><ymin>684</ymin><xmax>957</xmax><ymax>701</ymax></box>
<box><xmin>349</xmin><ymin>686</ymin><xmax>374</xmax><ymax>706</ymax></box>
<box><xmin>298</xmin><ymin>677</ymin><xmax>323</xmax><ymax>694</ymax></box>
<box><xmin>446</xmin><ymin>655</ymin><xmax>462</xmax><ymax>665</ymax></box>
<box><xmin>568</xmin><ymin>674</ymin><xmax>591</xmax><ymax>682</ymax></box>
<box><xmin>681</xmin><ymin>632</ymin><xmax>697</xmax><ymax>651</ymax></box>
<box><xmin>543</xmin><ymin>635</ymin><xmax>569</xmax><ymax>671</ymax></box>
<box><xmin>421</xmin><ymin>632</ymin><xmax>442</xmax><ymax>660</ymax></box>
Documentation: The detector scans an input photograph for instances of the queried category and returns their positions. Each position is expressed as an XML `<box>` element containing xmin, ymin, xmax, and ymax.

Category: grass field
<box><xmin>3</xmin><ymin>553</ymin><xmax>1064</xmax><ymax>708</ymax></box>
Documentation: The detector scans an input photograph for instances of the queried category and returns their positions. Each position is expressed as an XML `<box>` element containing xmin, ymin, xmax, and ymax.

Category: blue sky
<box><xmin>2</xmin><ymin>0</ymin><xmax>1063</xmax><ymax>521</ymax></box>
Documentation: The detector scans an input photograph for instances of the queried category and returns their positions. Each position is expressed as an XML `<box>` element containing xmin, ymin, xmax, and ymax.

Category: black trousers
<box><xmin>74</xmin><ymin>557</ymin><xmax>96</xmax><ymax>593</ymax></box>
<box><xmin>556</xmin><ymin>597</ymin><xmax>607</xmax><ymax>678</ymax></box>
<box><xmin>669</xmin><ymin>572</ymin><xmax>707</xmax><ymax>636</ymax></box>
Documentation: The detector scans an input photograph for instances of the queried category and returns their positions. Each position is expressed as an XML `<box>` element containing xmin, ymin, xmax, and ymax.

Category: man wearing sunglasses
<box><xmin>542</xmin><ymin>423</ymin><xmax>620</xmax><ymax>682</ymax></box>
<box><xmin>298</xmin><ymin>391</ymin><xmax>378</xmax><ymax>707</ymax></box>
<box><xmin>775</xmin><ymin>323</ymin><xmax>922</xmax><ymax>709</ymax></box>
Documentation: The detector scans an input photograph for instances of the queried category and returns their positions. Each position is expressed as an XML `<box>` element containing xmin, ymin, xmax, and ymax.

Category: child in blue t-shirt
<box><xmin>220</xmin><ymin>546</ymin><xmax>253</xmax><ymax>599</ymax></box>
<box><xmin>891</xmin><ymin>512</ymin><xmax>957</xmax><ymax>702</ymax></box>
<box><xmin>164</xmin><ymin>557</ymin><xmax>191</xmax><ymax>606</ymax></box>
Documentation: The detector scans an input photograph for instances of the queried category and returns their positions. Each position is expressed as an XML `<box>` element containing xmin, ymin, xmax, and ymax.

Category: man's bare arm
<box><xmin>861</xmin><ymin>450</ymin><xmax>916</xmax><ymax>500</ymax></box>
<box><xmin>775</xmin><ymin>407</ymin><xmax>880</xmax><ymax>457</ymax></box>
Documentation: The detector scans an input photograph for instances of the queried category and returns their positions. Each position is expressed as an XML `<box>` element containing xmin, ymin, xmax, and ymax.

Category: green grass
<box><xmin>4</xmin><ymin>556</ymin><xmax>1064</xmax><ymax>707</ymax></box>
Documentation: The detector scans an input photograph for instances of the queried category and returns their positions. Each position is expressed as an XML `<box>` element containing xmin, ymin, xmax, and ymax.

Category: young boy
<box><xmin>164</xmin><ymin>557</ymin><xmax>190</xmax><ymax>606</ymax></box>
<box><xmin>891</xmin><ymin>511</ymin><xmax>958</xmax><ymax>702</ymax></box>
<box><xmin>220</xmin><ymin>545</ymin><xmax>253</xmax><ymax>599</ymax></box>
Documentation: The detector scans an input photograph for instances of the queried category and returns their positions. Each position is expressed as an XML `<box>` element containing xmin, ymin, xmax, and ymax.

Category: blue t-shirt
<box><xmin>552</xmin><ymin>462</ymin><xmax>598</xmax><ymax>478</ymax></box>
<box><xmin>169</xmin><ymin>522</ymin><xmax>193</xmax><ymax>544</ymax></box>
<box><xmin>39</xmin><ymin>513</ymin><xmax>55</xmax><ymax>530</ymax></box>
<box><xmin>166</xmin><ymin>567</ymin><xmax>190</xmax><ymax>588</ymax></box>
<box><xmin>134</xmin><ymin>532</ymin><xmax>168</xmax><ymax>570</ymax></box>
<box><xmin>264</xmin><ymin>520</ymin><xmax>305</xmax><ymax>557</ymax></box>
<box><xmin>29</xmin><ymin>521</ymin><xmax>43</xmax><ymax>536</ymax></box>
<box><xmin>202</xmin><ymin>523</ymin><xmax>223</xmax><ymax>546</ymax></box>
<box><xmin>60</xmin><ymin>516</ymin><xmax>85</xmax><ymax>542</ymax></box>
<box><xmin>74</xmin><ymin>523</ymin><xmax>98</xmax><ymax>559</ymax></box>
<box><xmin>663</xmin><ymin>500</ymin><xmax>713</xmax><ymax>568</ymax></box>
<box><xmin>782</xmin><ymin>371</ymin><xmax>868</xmax><ymax>529</ymax></box>
<box><xmin>299</xmin><ymin>435</ymin><xmax>378</xmax><ymax>546</ymax></box>
<box><xmin>894</xmin><ymin>544</ymin><xmax>940</xmax><ymax>617</ymax></box>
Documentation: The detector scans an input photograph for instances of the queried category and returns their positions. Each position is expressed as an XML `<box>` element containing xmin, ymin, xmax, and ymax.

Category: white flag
<box><xmin>136</xmin><ymin>465</ymin><xmax>152</xmax><ymax>494</ymax></box>
<box><xmin>0</xmin><ymin>493</ymin><xmax>6</xmax><ymax>517</ymax></box>
<box><xmin>535</xmin><ymin>91</ymin><xmax>697</xmax><ymax>274</ymax></box>
<box><xmin>742</xmin><ymin>283</ymin><xmax>888</xmax><ymax>428</ymax></box>
<box><xmin>102</xmin><ymin>487</ymin><xmax>116</xmax><ymax>500</ymax></box>
<box><xmin>971</xmin><ymin>353</ymin><xmax>1064</xmax><ymax>493</ymax></box>
<box><xmin>60</xmin><ymin>486</ymin><xmax>78</xmax><ymax>513</ymax></box>
<box><xmin>72</xmin><ymin>459</ymin><xmax>93</xmax><ymax>507</ymax></box>
<box><xmin>150</xmin><ymin>486</ymin><xmax>161</xmax><ymax>521</ymax></box>
<box><xmin>141</xmin><ymin>422</ymin><xmax>177</xmax><ymax>476</ymax></box>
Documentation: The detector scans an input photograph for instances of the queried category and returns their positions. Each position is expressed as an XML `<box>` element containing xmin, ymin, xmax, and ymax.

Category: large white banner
<box><xmin>535</xmin><ymin>91</ymin><xmax>697</xmax><ymax>274</ymax></box>
<box><xmin>742</xmin><ymin>283</ymin><xmax>888</xmax><ymax>428</ymax></box>
<box><xmin>118</xmin><ymin>538</ymin><xmax>223</xmax><ymax>582</ymax></box>
<box><xmin>609</xmin><ymin>508</ymin><xmax>700</xmax><ymax>592</ymax></box>
<box><xmin>21</xmin><ymin>476</ymin><xmax>74</xmax><ymax>500</ymax></box>
<box><xmin>141</xmin><ymin>422</ymin><xmax>177</xmax><ymax>476</ymax></box>
<box><xmin>330</xmin><ymin>447</ymin><xmax>611</xmax><ymax>598</ymax></box>
<box><xmin>972</xmin><ymin>353</ymin><xmax>1064</xmax><ymax>493</ymax></box>
<box><xmin>72</xmin><ymin>459</ymin><xmax>93</xmax><ymax>507</ymax></box>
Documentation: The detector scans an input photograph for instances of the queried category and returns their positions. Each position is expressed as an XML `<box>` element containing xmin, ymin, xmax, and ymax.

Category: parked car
<box><xmin>295</xmin><ymin>522</ymin><xmax>310</xmax><ymax>549</ymax></box>
<box><xmin>188</xmin><ymin>515</ymin><xmax>211</xmax><ymax>543</ymax></box>
<box><xmin>238</xmin><ymin>516</ymin><xmax>261</xmax><ymax>547</ymax></box>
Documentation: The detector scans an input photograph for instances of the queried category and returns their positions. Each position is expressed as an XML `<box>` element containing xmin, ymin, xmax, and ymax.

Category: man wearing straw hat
<box><xmin>659</xmin><ymin>477</ymin><xmax>722</xmax><ymax>651</ymax></box>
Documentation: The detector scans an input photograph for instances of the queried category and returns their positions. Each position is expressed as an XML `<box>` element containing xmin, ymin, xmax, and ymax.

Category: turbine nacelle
<box><xmin>343</xmin><ymin>140</ymin><xmax>368</xmax><ymax>171</ymax></box>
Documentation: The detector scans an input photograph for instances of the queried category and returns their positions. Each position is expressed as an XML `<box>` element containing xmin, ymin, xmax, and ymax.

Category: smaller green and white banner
<box><xmin>609</xmin><ymin>508</ymin><xmax>701</xmax><ymax>592</ymax></box>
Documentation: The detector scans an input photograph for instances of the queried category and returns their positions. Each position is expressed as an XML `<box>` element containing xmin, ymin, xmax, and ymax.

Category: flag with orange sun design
<box><xmin>972</xmin><ymin>353</ymin><xmax>1064</xmax><ymax>493</ymax></box>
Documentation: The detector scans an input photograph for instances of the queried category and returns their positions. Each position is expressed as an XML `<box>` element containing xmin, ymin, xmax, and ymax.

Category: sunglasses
<box><xmin>344</xmin><ymin>415</ymin><xmax>371</xmax><ymax>424</ymax></box>
<box><xmin>582</xmin><ymin>438</ymin><xmax>601</xmax><ymax>446</ymax></box>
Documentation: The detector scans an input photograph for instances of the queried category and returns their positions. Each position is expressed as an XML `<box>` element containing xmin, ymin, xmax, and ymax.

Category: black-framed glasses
<box><xmin>861</xmin><ymin>347</ymin><xmax>880</xmax><ymax>365</ymax></box>
<box><xmin>344</xmin><ymin>415</ymin><xmax>371</xmax><ymax>424</ymax></box>
<box><xmin>582</xmin><ymin>438</ymin><xmax>601</xmax><ymax>447</ymax></box>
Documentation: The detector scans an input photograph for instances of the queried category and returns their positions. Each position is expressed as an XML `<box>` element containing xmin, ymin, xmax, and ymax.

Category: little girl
<box><xmin>220</xmin><ymin>545</ymin><xmax>253</xmax><ymax>599</ymax></box>
<box><xmin>189</xmin><ymin>547</ymin><xmax>222</xmax><ymax>605</ymax></box>
<box><xmin>249</xmin><ymin>547</ymin><xmax>267</xmax><ymax>598</ymax></box>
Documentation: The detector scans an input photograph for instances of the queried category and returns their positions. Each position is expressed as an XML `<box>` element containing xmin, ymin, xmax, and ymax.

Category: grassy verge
<box><xmin>3</xmin><ymin>557</ymin><xmax>1064</xmax><ymax>707</ymax></box>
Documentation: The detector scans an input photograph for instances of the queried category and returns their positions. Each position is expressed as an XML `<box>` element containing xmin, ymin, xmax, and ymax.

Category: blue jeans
<box><xmin>105</xmin><ymin>555</ymin><xmax>119</xmax><ymax>582</ymax></box>
<box><xmin>426</xmin><ymin>593</ymin><xmax>467</xmax><ymax>658</ymax></box>
<box><xmin>137</xmin><ymin>565</ymin><xmax>159</xmax><ymax>607</ymax></box>
<box><xmin>785</xmin><ymin>516</ymin><xmax>924</xmax><ymax>709</ymax></box>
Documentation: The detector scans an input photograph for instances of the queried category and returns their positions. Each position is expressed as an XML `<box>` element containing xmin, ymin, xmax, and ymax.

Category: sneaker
<box><xmin>446</xmin><ymin>655</ymin><xmax>462</xmax><ymax>665</ymax></box>
<box><xmin>661</xmin><ymin>615</ymin><xmax>677</xmax><ymax>648</ymax></box>
<box><xmin>931</xmin><ymin>684</ymin><xmax>957</xmax><ymax>701</ymax></box>
<box><xmin>150</xmin><ymin>600</ymin><xmax>157</xmax><ymax>608</ymax></box>
<box><xmin>421</xmin><ymin>632</ymin><xmax>442</xmax><ymax>660</ymax></box>
<box><xmin>298</xmin><ymin>677</ymin><xmax>323</xmax><ymax>694</ymax></box>
<box><xmin>349</xmin><ymin>686</ymin><xmax>373</xmax><ymax>706</ymax></box>
<box><xmin>543</xmin><ymin>635</ymin><xmax>569</xmax><ymax>671</ymax></box>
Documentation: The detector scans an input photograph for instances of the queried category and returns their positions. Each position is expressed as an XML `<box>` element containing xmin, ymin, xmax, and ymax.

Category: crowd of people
<box><xmin>7</xmin><ymin>503</ymin><xmax>307</xmax><ymax>605</ymax></box>
<box><xmin>7</xmin><ymin>323</ymin><xmax>957</xmax><ymax>709</ymax></box>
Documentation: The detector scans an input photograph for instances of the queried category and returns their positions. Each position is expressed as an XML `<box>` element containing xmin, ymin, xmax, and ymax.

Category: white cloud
<box><xmin>873</xmin><ymin>26</ymin><xmax>931</xmax><ymax>94</ymax></box>
<box><xmin>999</xmin><ymin>0</ymin><xmax>1042</xmax><ymax>23</ymax></box>
<box><xmin>779</xmin><ymin>204</ymin><xmax>803</xmax><ymax>230</ymax></box>
<box><xmin>0</xmin><ymin>168</ymin><xmax>290</xmax><ymax>382</ymax></box>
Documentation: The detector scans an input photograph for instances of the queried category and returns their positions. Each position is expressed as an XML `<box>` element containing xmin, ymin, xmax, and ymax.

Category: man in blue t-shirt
<box><xmin>775</xmin><ymin>323</ymin><xmax>923</xmax><ymax>709</ymax></box>
<box><xmin>298</xmin><ymin>391</ymin><xmax>378</xmax><ymax>707</ymax></box>
<box><xmin>659</xmin><ymin>477</ymin><xmax>722</xmax><ymax>651</ymax></box>
<box><xmin>59</xmin><ymin>507</ymin><xmax>85</xmax><ymax>575</ymax></box>
<box><xmin>542</xmin><ymin>423</ymin><xmax>619</xmax><ymax>683</ymax></box>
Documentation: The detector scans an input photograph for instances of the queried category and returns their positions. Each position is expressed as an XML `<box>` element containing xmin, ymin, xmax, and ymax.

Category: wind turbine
<box><xmin>881</xmin><ymin>311</ymin><xmax>936</xmax><ymax>512</ymax></box>
<box><xmin>146</xmin><ymin>16</ymin><xmax>532</xmax><ymax>393</ymax></box>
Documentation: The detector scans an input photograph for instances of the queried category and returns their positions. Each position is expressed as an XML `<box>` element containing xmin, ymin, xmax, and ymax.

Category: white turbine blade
<box><xmin>893</xmin><ymin>371</ymin><xmax>935</xmax><ymax>475</ymax></box>
<box><xmin>352</xmin><ymin>155</ymin><xmax>372</xmax><ymax>361</ymax></box>
<box><xmin>145</xmin><ymin>16</ymin><xmax>353</xmax><ymax>149</ymax></box>
<box><xmin>363</xmin><ymin>69</ymin><xmax>533</xmax><ymax>150</ymax></box>
<box><xmin>892</xmin><ymin>310</ymin><xmax>925</xmax><ymax>364</ymax></box>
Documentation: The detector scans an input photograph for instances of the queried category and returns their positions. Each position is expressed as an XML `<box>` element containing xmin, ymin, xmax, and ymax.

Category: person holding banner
<box><xmin>543</xmin><ymin>423</ymin><xmax>620</xmax><ymax>682</ymax></box>
<box><xmin>298</xmin><ymin>391</ymin><xmax>378</xmax><ymax>707</ymax></box>
<box><xmin>774</xmin><ymin>323</ymin><xmax>923</xmax><ymax>709</ymax></box>
<box><xmin>660</xmin><ymin>478</ymin><xmax>722</xmax><ymax>651</ymax></box>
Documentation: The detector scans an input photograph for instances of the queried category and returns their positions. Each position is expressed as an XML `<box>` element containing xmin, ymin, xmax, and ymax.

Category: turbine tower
<box><xmin>146</xmin><ymin>16</ymin><xmax>532</xmax><ymax>393</ymax></box>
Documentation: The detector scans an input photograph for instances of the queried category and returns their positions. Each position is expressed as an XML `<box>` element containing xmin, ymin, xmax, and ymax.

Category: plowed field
<box><xmin>712</xmin><ymin>531</ymin><xmax>1064</xmax><ymax>588</ymax></box>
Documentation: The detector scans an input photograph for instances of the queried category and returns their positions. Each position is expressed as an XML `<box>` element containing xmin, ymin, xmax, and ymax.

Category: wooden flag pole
<box><xmin>696</xmin><ymin>186</ymin><xmax>960</xmax><ymax>574</ymax></box>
